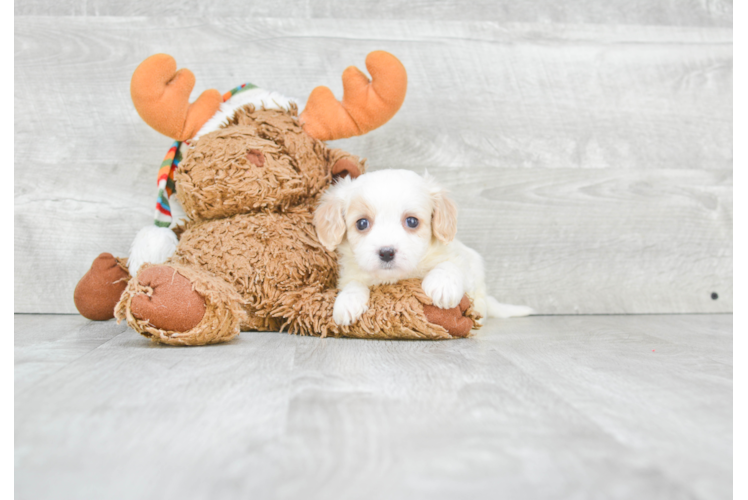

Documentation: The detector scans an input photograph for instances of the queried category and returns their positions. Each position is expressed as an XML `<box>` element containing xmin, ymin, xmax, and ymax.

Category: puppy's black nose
<box><xmin>379</xmin><ymin>247</ymin><xmax>396</xmax><ymax>263</ymax></box>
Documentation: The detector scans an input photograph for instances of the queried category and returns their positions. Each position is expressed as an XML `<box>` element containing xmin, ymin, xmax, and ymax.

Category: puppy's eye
<box><xmin>356</xmin><ymin>218</ymin><xmax>370</xmax><ymax>231</ymax></box>
<box><xmin>405</xmin><ymin>217</ymin><xmax>419</xmax><ymax>228</ymax></box>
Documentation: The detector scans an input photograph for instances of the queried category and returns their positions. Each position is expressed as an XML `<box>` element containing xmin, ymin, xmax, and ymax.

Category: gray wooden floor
<box><xmin>15</xmin><ymin>313</ymin><xmax>732</xmax><ymax>500</ymax></box>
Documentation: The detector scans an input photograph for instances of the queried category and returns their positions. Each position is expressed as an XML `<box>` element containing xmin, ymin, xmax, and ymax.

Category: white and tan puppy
<box><xmin>313</xmin><ymin>169</ymin><xmax>533</xmax><ymax>326</ymax></box>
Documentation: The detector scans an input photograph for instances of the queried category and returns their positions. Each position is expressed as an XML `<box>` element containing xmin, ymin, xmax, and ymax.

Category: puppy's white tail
<box><xmin>486</xmin><ymin>296</ymin><xmax>534</xmax><ymax>318</ymax></box>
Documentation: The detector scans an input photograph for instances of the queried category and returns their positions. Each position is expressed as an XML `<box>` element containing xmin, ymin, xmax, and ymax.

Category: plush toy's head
<box><xmin>176</xmin><ymin>107</ymin><xmax>326</xmax><ymax>220</ymax></box>
<box><xmin>124</xmin><ymin>51</ymin><xmax>407</xmax><ymax>274</ymax></box>
<box><xmin>130</xmin><ymin>51</ymin><xmax>407</xmax><ymax>222</ymax></box>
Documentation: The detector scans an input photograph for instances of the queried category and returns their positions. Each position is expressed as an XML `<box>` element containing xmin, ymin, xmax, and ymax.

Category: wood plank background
<box><xmin>729</xmin><ymin>2</ymin><xmax>748</xmax><ymax>314</ymax></box>
<box><xmin>14</xmin><ymin>0</ymin><xmax>733</xmax><ymax>26</ymax></box>
<box><xmin>14</xmin><ymin>6</ymin><xmax>732</xmax><ymax>314</ymax></box>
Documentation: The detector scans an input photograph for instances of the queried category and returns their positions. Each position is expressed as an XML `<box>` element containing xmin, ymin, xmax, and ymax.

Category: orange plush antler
<box><xmin>130</xmin><ymin>54</ymin><xmax>222</xmax><ymax>141</ymax></box>
<box><xmin>300</xmin><ymin>51</ymin><xmax>407</xmax><ymax>141</ymax></box>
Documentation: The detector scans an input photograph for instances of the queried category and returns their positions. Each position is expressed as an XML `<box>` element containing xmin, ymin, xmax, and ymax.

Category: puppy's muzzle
<box><xmin>378</xmin><ymin>247</ymin><xmax>396</xmax><ymax>263</ymax></box>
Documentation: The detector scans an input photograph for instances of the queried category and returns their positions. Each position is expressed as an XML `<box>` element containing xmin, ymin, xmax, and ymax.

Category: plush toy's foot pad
<box><xmin>74</xmin><ymin>253</ymin><xmax>130</xmax><ymax>321</ymax></box>
<box><xmin>423</xmin><ymin>295</ymin><xmax>474</xmax><ymax>338</ymax></box>
<box><xmin>130</xmin><ymin>266</ymin><xmax>206</xmax><ymax>332</ymax></box>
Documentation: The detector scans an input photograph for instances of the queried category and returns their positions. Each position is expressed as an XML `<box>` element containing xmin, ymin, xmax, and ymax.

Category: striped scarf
<box><xmin>153</xmin><ymin>82</ymin><xmax>258</xmax><ymax>227</ymax></box>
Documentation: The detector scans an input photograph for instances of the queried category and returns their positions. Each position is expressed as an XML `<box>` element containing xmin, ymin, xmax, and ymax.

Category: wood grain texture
<box><xmin>15</xmin><ymin>18</ymin><xmax>733</xmax><ymax>170</ymax></box>
<box><xmin>439</xmin><ymin>166</ymin><xmax>732</xmax><ymax>314</ymax></box>
<box><xmin>730</xmin><ymin>312</ymin><xmax>748</xmax><ymax>480</ymax></box>
<box><xmin>730</xmin><ymin>33</ymin><xmax>748</xmax><ymax>310</ymax></box>
<box><xmin>14</xmin><ymin>0</ymin><xmax>733</xmax><ymax>27</ymax></box>
<box><xmin>730</xmin><ymin>50</ymin><xmax>748</xmax><ymax>160</ymax></box>
<box><xmin>14</xmin><ymin>313</ymin><xmax>733</xmax><ymax>500</ymax></box>
<box><xmin>14</xmin><ymin>17</ymin><xmax>732</xmax><ymax>313</ymax></box>
<box><xmin>729</xmin><ymin>164</ymin><xmax>748</xmax><ymax>312</ymax></box>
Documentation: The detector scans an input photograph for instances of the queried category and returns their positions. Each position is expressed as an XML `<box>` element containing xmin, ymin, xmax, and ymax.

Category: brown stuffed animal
<box><xmin>73</xmin><ymin>51</ymin><xmax>480</xmax><ymax>345</ymax></box>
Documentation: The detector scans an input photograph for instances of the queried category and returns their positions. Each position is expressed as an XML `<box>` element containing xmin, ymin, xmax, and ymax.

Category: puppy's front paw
<box><xmin>422</xmin><ymin>269</ymin><xmax>464</xmax><ymax>309</ymax></box>
<box><xmin>333</xmin><ymin>289</ymin><xmax>369</xmax><ymax>326</ymax></box>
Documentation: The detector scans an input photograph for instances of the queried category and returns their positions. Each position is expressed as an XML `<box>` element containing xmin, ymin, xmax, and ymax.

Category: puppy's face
<box><xmin>314</xmin><ymin>169</ymin><xmax>457</xmax><ymax>281</ymax></box>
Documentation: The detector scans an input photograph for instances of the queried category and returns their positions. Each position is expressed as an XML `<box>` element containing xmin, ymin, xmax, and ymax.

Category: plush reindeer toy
<box><xmin>73</xmin><ymin>51</ymin><xmax>480</xmax><ymax>345</ymax></box>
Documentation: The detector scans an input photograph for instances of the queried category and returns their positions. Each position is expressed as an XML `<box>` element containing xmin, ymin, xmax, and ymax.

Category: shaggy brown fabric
<box><xmin>221</xmin><ymin>106</ymin><xmax>365</xmax><ymax>203</ymax></box>
<box><xmin>176</xmin><ymin>127</ymin><xmax>308</xmax><ymax>220</ymax></box>
<box><xmin>170</xmin><ymin>209</ymin><xmax>337</xmax><ymax>320</ymax></box>
<box><xmin>275</xmin><ymin>280</ymin><xmax>481</xmax><ymax>340</ymax></box>
<box><xmin>130</xmin><ymin>265</ymin><xmax>206</xmax><ymax>332</ymax></box>
<box><xmin>74</xmin><ymin>253</ymin><xmax>130</xmax><ymax>321</ymax></box>
<box><xmin>100</xmin><ymin>105</ymin><xmax>482</xmax><ymax>345</ymax></box>
<box><xmin>116</xmin><ymin>263</ymin><xmax>246</xmax><ymax>346</ymax></box>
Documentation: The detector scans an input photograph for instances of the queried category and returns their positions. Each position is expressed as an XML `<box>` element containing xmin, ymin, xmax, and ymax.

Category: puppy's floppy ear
<box><xmin>314</xmin><ymin>178</ymin><xmax>350</xmax><ymax>251</ymax></box>
<box><xmin>424</xmin><ymin>171</ymin><xmax>458</xmax><ymax>244</ymax></box>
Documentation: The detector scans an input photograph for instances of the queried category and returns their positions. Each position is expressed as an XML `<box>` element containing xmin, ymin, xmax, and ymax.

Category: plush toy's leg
<box><xmin>74</xmin><ymin>253</ymin><xmax>130</xmax><ymax>321</ymax></box>
<box><xmin>115</xmin><ymin>263</ymin><xmax>246</xmax><ymax>346</ymax></box>
<box><xmin>423</xmin><ymin>295</ymin><xmax>475</xmax><ymax>338</ymax></box>
<box><xmin>274</xmin><ymin>279</ymin><xmax>481</xmax><ymax>340</ymax></box>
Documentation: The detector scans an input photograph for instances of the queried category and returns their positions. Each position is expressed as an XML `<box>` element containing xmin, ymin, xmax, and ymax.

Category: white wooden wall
<box><xmin>14</xmin><ymin>2</ymin><xmax>732</xmax><ymax>314</ymax></box>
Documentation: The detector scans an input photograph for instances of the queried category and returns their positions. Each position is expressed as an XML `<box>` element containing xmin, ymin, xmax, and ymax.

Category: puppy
<box><xmin>313</xmin><ymin>169</ymin><xmax>533</xmax><ymax>327</ymax></box>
